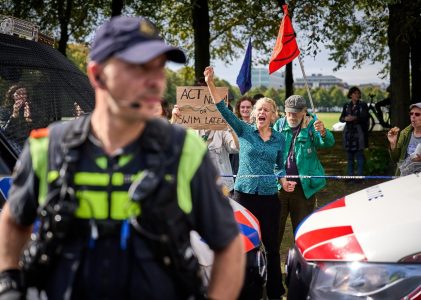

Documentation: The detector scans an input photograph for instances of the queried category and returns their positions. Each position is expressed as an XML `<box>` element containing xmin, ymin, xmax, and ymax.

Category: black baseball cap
<box><xmin>89</xmin><ymin>16</ymin><xmax>186</xmax><ymax>64</ymax></box>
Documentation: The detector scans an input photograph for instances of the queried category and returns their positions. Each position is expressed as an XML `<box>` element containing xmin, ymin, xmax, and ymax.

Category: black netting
<box><xmin>0</xmin><ymin>33</ymin><xmax>94</xmax><ymax>154</ymax></box>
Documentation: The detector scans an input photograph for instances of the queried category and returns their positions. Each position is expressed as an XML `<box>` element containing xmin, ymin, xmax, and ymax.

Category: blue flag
<box><xmin>236</xmin><ymin>39</ymin><xmax>252</xmax><ymax>95</ymax></box>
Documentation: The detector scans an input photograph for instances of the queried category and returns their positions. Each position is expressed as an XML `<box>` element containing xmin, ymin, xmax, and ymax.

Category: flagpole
<box><xmin>297</xmin><ymin>55</ymin><xmax>316</xmax><ymax>113</ymax></box>
<box><xmin>297</xmin><ymin>54</ymin><xmax>323</xmax><ymax>141</ymax></box>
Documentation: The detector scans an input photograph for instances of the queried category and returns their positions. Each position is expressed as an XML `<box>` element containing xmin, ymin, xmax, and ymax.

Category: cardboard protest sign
<box><xmin>174</xmin><ymin>86</ymin><xmax>228</xmax><ymax>130</ymax></box>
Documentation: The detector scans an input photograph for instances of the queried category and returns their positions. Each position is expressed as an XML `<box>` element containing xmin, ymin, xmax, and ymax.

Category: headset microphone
<box><xmin>130</xmin><ymin>103</ymin><xmax>141</xmax><ymax>109</ymax></box>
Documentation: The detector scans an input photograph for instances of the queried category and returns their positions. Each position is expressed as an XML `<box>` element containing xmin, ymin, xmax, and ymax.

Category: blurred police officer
<box><xmin>0</xmin><ymin>16</ymin><xmax>244</xmax><ymax>300</ymax></box>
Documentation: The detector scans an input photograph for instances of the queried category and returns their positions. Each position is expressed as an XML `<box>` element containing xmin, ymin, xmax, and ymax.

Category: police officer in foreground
<box><xmin>0</xmin><ymin>16</ymin><xmax>245</xmax><ymax>300</ymax></box>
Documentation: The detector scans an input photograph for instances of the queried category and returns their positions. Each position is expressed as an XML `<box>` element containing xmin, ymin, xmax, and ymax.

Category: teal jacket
<box><xmin>273</xmin><ymin>115</ymin><xmax>335</xmax><ymax>199</ymax></box>
<box><xmin>389</xmin><ymin>125</ymin><xmax>413</xmax><ymax>176</ymax></box>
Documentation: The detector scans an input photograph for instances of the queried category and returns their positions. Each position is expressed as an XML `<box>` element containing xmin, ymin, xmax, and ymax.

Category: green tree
<box><xmin>67</xmin><ymin>43</ymin><xmax>89</xmax><ymax>72</ymax></box>
<box><xmin>293</xmin><ymin>0</ymin><xmax>421</xmax><ymax>129</ymax></box>
<box><xmin>312</xmin><ymin>88</ymin><xmax>331</xmax><ymax>108</ymax></box>
<box><xmin>1</xmin><ymin>0</ymin><xmax>106</xmax><ymax>56</ymax></box>
<box><xmin>265</xmin><ymin>87</ymin><xmax>282</xmax><ymax>106</ymax></box>
<box><xmin>328</xmin><ymin>86</ymin><xmax>347</xmax><ymax>108</ymax></box>
<box><xmin>131</xmin><ymin>0</ymin><xmax>282</xmax><ymax>80</ymax></box>
<box><xmin>164</xmin><ymin>67</ymin><xmax>196</xmax><ymax>104</ymax></box>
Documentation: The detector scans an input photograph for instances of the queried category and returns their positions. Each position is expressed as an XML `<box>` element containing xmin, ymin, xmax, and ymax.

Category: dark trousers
<box><xmin>278</xmin><ymin>185</ymin><xmax>316</xmax><ymax>243</ymax></box>
<box><xmin>347</xmin><ymin>150</ymin><xmax>365</xmax><ymax>176</ymax></box>
<box><xmin>233</xmin><ymin>191</ymin><xmax>284</xmax><ymax>298</ymax></box>
<box><xmin>44</xmin><ymin>236</ymin><xmax>188</xmax><ymax>300</ymax></box>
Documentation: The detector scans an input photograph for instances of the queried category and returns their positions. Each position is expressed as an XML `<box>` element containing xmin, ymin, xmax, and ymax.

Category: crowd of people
<box><xmin>168</xmin><ymin>66</ymin><xmax>335</xmax><ymax>299</ymax></box>
<box><xmin>168</xmin><ymin>78</ymin><xmax>421</xmax><ymax>299</ymax></box>
<box><xmin>0</xmin><ymin>14</ymin><xmax>420</xmax><ymax>300</ymax></box>
<box><xmin>339</xmin><ymin>86</ymin><xmax>421</xmax><ymax>177</ymax></box>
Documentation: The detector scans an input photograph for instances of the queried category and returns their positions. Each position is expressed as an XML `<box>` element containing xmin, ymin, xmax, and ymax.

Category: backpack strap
<box><xmin>129</xmin><ymin>120</ymin><xmax>205</xmax><ymax>298</ymax></box>
<box><xmin>47</xmin><ymin>114</ymin><xmax>91</xmax><ymax>189</ymax></box>
<box><xmin>308</xmin><ymin>122</ymin><xmax>314</xmax><ymax>144</ymax></box>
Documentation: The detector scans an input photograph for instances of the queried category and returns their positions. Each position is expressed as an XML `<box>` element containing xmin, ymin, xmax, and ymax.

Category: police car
<box><xmin>286</xmin><ymin>173</ymin><xmax>421</xmax><ymax>299</ymax></box>
<box><xmin>0</xmin><ymin>15</ymin><xmax>94</xmax><ymax>205</ymax></box>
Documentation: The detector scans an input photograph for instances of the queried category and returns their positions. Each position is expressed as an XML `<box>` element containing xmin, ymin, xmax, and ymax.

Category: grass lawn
<box><xmin>314</xmin><ymin>112</ymin><xmax>341</xmax><ymax>130</ymax></box>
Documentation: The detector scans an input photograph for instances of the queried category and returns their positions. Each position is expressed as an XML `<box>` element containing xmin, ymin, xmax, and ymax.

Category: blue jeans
<box><xmin>347</xmin><ymin>150</ymin><xmax>365</xmax><ymax>176</ymax></box>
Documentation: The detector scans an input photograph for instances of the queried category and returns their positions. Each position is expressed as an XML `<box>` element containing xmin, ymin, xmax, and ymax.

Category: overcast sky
<box><xmin>213</xmin><ymin>49</ymin><xmax>388</xmax><ymax>87</ymax></box>
<box><xmin>169</xmin><ymin>45</ymin><xmax>389</xmax><ymax>88</ymax></box>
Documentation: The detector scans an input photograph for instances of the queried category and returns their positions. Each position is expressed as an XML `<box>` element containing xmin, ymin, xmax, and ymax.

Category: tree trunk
<box><xmin>111</xmin><ymin>0</ymin><xmax>124</xmax><ymax>17</ymax></box>
<box><xmin>283</xmin><ymin>0</ymin><xmax>295</xmax><ymax>100</ymax></box>
<box><xmin>410</xmin><ymin>2</ymin><xmax>421</xmax><ymax>103</ymax></box>
<box><xmin>191</xmin><ymin>0</ymin><xmax>210</xmax><ymax>82</ymax></box>
<box><xmin>57</xmin><ymin>0</ymin><xmax>72</xmax><ymax>56</ymax></box>
<box><xmin>285</xmin><ymin>62</ymin><xmax>294</xmax><ymax>98</ymax></box>
<box><xmin>411</xmin><ymin>34</ymin><xmax>421</xmax><ymax>103</ymax></box>
<box><xmin>13</xmin><ymin>0</ymin><xmax>24</xmax><ymax>18</ymax></box>
<box><xmin>388</xmin><ymin>3</ymin><xmax>410</xmax><ymax>129</ymax></box>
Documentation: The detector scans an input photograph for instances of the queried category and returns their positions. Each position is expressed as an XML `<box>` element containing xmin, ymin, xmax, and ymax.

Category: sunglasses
<box><xmin>409</xmin><ymin>112</ymin><xmax>421</xmax><ymax>117</ymax></box>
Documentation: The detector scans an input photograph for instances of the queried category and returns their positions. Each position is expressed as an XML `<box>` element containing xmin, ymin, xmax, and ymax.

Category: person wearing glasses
<box><xmin>387</xmin><ymin>102</ymin><xmax>421</xmax><ymax>175</ymax></box>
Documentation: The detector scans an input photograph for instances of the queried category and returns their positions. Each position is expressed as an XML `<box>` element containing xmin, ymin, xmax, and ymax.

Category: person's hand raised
<box><xmin>23</xmin><ymin>101</ymin><xmax>32</xmax><ymax>122</ymax></box>
<box><xmin>387</xmin><ymin>126</ymin><xmax>400</xmax><ymax>147</ymax></box>
<box><xmin>172</xmin><ymin>104</ymin><xmax>181</xmax><ymax>118</ymax></box>
<box><xmin>314</xmin><ymin>119</ymin><xmax>326</xmax><ymax>136</ymax></box>
<box><xmin>203</xmin><ymin>66</ymin><xmax>214</xmax><ymax>85</ymax></box>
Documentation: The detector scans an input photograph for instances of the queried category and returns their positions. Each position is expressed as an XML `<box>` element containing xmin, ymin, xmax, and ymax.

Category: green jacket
<box><xmin>273</xmin><ymin>115</ymin><xmax>335</xmax><ymax>199</ymax></box>
<box><xmin>389</xmin><ymin>125</ymin><xmax>413</xmax><ymax>176</ymax></box>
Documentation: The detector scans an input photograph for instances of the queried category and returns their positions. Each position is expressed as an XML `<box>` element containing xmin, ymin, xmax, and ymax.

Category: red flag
<box><xmin>269</xmin><ymin>5</ymin><xmax>300</xmax><ymax>74</ymax></box>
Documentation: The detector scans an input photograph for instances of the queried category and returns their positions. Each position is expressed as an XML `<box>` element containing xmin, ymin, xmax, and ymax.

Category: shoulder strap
<box><xmin>308</xmin><ymin>126</ymin><xmax>314</xmax><ymax>143</ymax></box>
<box><xmin>48</xmin><ymin>114</ymin><xmax>91</xmax><ymax>181</ymax></box>
<box><xmin>140</xmin><ymin>118</ymin><xmax>186</xmax><ymax>169</ymax></box>
<box><xmin>49</xmin><ymin>114</ymin><xmax>91</xmax><ymax>151</ymax></box>
<box><xmin>31</xmin><ymin>115</ymin><xmax>91</xmax><ymax>206</ymax></box>
<box><xmin>46</xmin><ymin>115</ymin><xmax>90</xmax><ymax>203</ymax></box>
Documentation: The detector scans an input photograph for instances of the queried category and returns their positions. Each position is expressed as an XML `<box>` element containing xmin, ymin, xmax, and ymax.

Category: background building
<box><xmin>295</xmin><ymin>73</ymin><xmax>345</xmax><ymax>89</ymax></box>
<box><xmin>251</xmin><ymin>67</ymin><xmax>285</xmax><ymax>89</ymax></box>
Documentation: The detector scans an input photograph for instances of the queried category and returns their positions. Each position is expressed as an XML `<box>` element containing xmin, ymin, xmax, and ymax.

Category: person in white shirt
<box><xmin>197</xmin><ymin>128</ymin><xmax>239</xmax><ymax>193</ymax></box>
<box><xmin>172</xmin><ymin>105</ymin><xmax>239</xmax><ymax>194</ymax></box>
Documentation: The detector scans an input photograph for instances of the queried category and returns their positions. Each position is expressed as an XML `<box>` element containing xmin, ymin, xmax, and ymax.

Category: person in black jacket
<box><xmin>339</xmin><ymin>86</ymin><xmax>369</xmax><ymax>177</ymax></box>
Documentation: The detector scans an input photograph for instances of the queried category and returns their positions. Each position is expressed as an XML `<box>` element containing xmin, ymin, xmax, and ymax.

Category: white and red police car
<box><xmin>191</xmin><ymin>198</ymin><xmax>267</xmax><ymax>300</ymax></box>
<box><xmin>286</xmin><ymin>173</ymin><xmax>421</xmax><ymax>299</ymax></box>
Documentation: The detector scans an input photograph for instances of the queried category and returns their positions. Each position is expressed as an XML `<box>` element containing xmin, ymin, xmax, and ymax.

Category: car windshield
<box><xmin>0</xmin><ymin>32</ymin><xmax>94</xmax><ymax>162</ymax></box>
